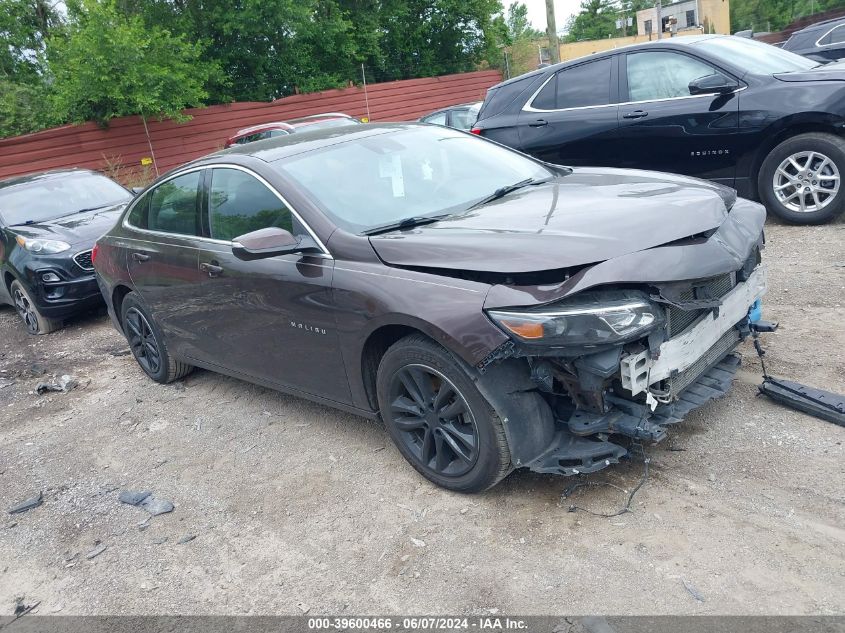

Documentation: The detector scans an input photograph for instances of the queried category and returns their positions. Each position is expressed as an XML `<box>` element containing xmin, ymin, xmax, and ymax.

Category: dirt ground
<box><xmin>0</xmin><ymin>220</ymin><xmax>843</xmax><ymax>616</ymax></box>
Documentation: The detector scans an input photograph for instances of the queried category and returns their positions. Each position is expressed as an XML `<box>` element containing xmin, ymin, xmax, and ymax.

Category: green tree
<box><xmin>505</xmin><ymin>2</ymin><xmax>544</xmax><ymax>42</ymax></box>
<box><xmin>564</xmin><ymin>0</ymin><xmax>620</xmax><ymax>42</ymax></box>
<box><xmin>49</xmin><ymin>0</ymin><xmax>221</xmax><ymax>172</ymax></box>
<box><xmin>50</xmin><ymin>0</ymin><xmax>220</xmax><ymax>124</ymax></box>
<box><xmin>0</xmin><ymin>0</ymin><xmax>61</xmax><ymax>137</ymax></box>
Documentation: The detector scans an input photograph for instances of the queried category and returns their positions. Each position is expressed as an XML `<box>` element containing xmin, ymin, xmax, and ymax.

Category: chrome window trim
<box><xmin>815</xmin><ymin>23</ymin><xmax>845</xmax><ymax>48</ymax></box>
<box><xmin>122</xmin><ymin>163</ymin><xmax>333</xmax><ymax>259</ymax></box>
<box><xmin>523</xmin><ymin>53</ymin><xmax>746</xmax><ymax>113</ymax></box>
<box><xmin>523</xmin><ymin>71</ymin><xmax>617</xmax><ymax>114</ymax></box>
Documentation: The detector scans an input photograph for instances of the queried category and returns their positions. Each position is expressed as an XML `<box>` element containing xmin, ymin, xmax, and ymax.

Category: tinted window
<box><xmin>422</xmin><ymin>112</ymin><xmax>447</xmax><ymax>125</ymax></box>
<box><xmin>533</xmin><ymin>58</ymin><xmax>612</xmax><ymax>110</ymax></box>
<box><xmin>0</xmin><ymin>171</ymin><xmax>130</xmax><ymax>226</ymax></box>
<box><xmin>822</xmin><ymin>24</ymin><xmax>845</xmax><ymax>45</ymax></box>
<box><xmin>532</xmin><ymin>75</ymin><xmax>557</xmax><ymax>109</ymax></box>
<box><xmin>147</xmin><ymin>171</ymin><xmax>201</xmax><ymax>236</ymax></box>
<box><xmin>209</xmin><ymin>168</ymin><xmax>294</xmax><ymax>241</ymax></box>
<box><xmin>627</xmin><ymin>51</ymin><xmax>718</xmax><ymax>101</ymax></box>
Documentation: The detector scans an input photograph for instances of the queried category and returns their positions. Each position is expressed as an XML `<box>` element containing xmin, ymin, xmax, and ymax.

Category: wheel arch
<box><xmin>358</xmin><ymin>315</ymin><xmax>479</xmax><ymax>412</ymax></box>
<box><xmin>749</xmin><ymin>115</ymin><xmax>845</xmax><ymax>199</ymax></box>
<box><xmin>111</xmin><ymin>284</ymin><xmax>133</xmax><ymax>333</ymax></box>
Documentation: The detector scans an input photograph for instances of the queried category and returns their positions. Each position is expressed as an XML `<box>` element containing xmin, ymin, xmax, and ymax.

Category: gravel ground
<box><xmin>0</xmin><ymin>220</ymin><xmax>843</xmax><ymax>616</ymax></box>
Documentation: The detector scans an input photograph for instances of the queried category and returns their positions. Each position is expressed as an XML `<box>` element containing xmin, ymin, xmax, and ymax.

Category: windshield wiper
<box><xmin>363</xmin><ymin>214</ymin><xmax>451</xmax><ymax>236</ymax></box>
<box><xmin>466</xmin><ymin>177</ymin><xmax>549</xmax><ymax>211</ymax></box>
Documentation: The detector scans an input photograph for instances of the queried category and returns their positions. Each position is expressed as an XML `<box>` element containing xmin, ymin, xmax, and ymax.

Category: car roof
<box><xmin>0</xmin><ymin>167</ymin><xmax>102</xmax><ymax>191</ymax></box>
<box><xmin>184</xmin><ymin>123</ymin><xmax>426</xmax><ymax>171</ymax></box>
<box><xmin>285</xmin><ymin>113</ymin><xmax>355</xmax><ymax>126</ymax></box>
<box><xmin>231</xmin><ymin>122</ymin><xmax>294</xmax><ymax>137</ymax></box>
<box><xmin>792</xmin><ymin>16</ymin><xmax>845</xmax><ymax>34</ymax></box>
<box><xmin>493</xmin><ymin>34</ymin><xmax>726</xmax><ymax>89</ymax></box>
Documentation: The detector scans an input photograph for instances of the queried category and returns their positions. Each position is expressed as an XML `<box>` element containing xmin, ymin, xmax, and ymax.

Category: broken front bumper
<box><xmin>523</xmin><ymin>265</ymin><xmax>767</xmax><ymax>477</ymax></box>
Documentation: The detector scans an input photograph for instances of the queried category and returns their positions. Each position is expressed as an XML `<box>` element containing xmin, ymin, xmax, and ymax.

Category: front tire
<box><xmin>120</xmin><ymin>292</ymin><xmax>192</xmax><ymax>383</ymax></box>
<box><xmin>759</xmin><ymin>132</ymin><xmax>845</xmax><ymax>225</ymax></box>
<box><xmin>376</xmin><ymin>334</ymin><xmax>512</xmax><ymax>493</ymax></box>
<box><xmin>10</xmin><ymin>280</ymin><xmax>61</xmax><ymax>335</ymax></box>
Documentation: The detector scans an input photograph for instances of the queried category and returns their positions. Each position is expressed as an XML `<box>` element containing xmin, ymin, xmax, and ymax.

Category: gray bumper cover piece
<box><xmin>759</xmin><ymin>377</ymin><xmax>845</xmax><ymax>427</ymax></box>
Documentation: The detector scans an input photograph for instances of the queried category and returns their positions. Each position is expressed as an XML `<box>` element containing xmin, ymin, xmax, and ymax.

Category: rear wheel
<box><xmin>376</xmin><ymin>334</ymin><xmax>512</xmax><ymax>493</ymax></box>
<box><xmin>759</xmin><ymin>133</ymin><xmax>845</xmax><ymax>225</ymax></box>
<box><xmin>10</xmin><ymin>280</ymin><xmax>61</xmax><ymax>335</ymax></box>
<box><xmin>120</xmin><ymin>292</ymin><xmax>192</xmax><ymax>383</ymax></box>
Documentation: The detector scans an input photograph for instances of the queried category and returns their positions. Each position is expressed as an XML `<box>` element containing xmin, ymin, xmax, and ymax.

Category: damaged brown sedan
<box><xmin>94</xmin><ymin>123</ymin><xmax>769</xmax><ymax>492</ymax></box>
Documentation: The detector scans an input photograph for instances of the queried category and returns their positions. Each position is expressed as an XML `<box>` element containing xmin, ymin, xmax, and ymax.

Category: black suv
<box><xmin>0</xmin><ymin>169</ymin><xmax>131</xmax><ymax>334</ymax></box>
<box><xmin>473</xmin><ymin>34</ymin><xmax>845</xmax><ymax>224</ymax></box>
<box><xmin>782</xmin><ymin>17</ymin><xmax>845</xmax><ymax>64</ymax></box>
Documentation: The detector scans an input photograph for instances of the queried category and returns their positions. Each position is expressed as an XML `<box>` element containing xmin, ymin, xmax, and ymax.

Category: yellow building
<box><xmin>557</xmin><ymin>0</ymin><xmax>730</xmax><ymax>62</ymax></box>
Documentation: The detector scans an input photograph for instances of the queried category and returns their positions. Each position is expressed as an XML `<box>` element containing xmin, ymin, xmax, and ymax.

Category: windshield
<box><xmin>694</xmin><ymin>36</ymin><xmax>818</xmax><ymax>74</ymax></box>
<box><xmin>277</xmin><ymin>126</ymin><xmax>552</xmax><ymax>233</ymax></box>
<box><xmin>0</xmin><ymin>171</ymin><xmax>130</xmax><ymax>226</ymax></box>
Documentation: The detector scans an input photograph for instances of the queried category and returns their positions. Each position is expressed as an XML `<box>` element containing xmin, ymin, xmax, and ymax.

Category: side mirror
<box><xmin>131</xmin><ymin>186</ymin><xmax>145</xmax><ymax>195</ymax></box>
<box><xmin>689</xmin><ymin>74</ymin><xmax>739</xmax><ymax>96</ymax></box>
<box><xmin>232</xmin><ymin>227</ymin><xmax>313</xmax><ymax>260</ymax></box>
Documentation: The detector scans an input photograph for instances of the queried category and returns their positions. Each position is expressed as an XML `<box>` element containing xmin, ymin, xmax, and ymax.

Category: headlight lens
<box><xmin>15</xmin><ymin>236</ymin><xmax>71</xmax><ymax>254</ymax></box>
<box><xmin>487</xmin><ymin>293</ymin><xmax>663</xmax><ymax>347</ymax></box>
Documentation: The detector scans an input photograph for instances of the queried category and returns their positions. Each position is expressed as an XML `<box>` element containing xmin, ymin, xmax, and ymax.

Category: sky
<box><xmin>522</xmin><ymin>0</ymin><xmax>584</xmax><ymax>34</ymax></box>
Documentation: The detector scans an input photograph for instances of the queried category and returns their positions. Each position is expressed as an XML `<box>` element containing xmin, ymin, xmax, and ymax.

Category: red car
<box><xmin>224</xmin><ymin>113</ymin><xmax>361</xmax><ymax>148</ymax></box>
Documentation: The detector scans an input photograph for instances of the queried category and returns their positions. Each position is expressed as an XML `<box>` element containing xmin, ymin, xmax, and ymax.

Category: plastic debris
<box><xmin>86</xmin><ymin>543</ymin><xmax>107</xmax><ymax>560</ymax></box>
<box><xmin>176</xmin><ymin>534</ymin><xmax>196</xmax><ymax>544</ymax></box>
<box><xmin>118</xmin><ymin>490</ymin><xmax>174</xmax><ymax>516</ymax></box>
<box><xmin>35</xmin><ymin>374</ymin><xmax>78</xmax><ymax>394</ymax></box>
<box><xmin>8</xmin><ymin>491</ymin><xmax>43</xmax><ymax>514</ymax></box>
<box><xmin>682</xmin><ymin>578</ymin><xmax>705</xmax><ymax>602</ymax></box>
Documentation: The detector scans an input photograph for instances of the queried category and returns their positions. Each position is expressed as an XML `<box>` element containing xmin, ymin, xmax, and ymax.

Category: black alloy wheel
<box><xmin>124</xmin><ymin>307</ymin><xmax>162</xmax><ymax>376</ymax></box>
<box><xmin>387</xmin><ymin>364</ymin><xmax>480</xmax><ymax>477</ymax></box>
<box><xmin>10</xmin><ymin>279</ymin><xmax>61</xmax><ymax>335</ymax></box>
<box><xmin>13</xmin><ymin>285</ymin><xmax>38</xmax><ymax>334</ymax></box>
<box><xmin>119</xmin><ymin>291</ymin><xmax>193</xmax><ymax>384</ymax></box>
<box><xmin>376</xmin><ymin>334</ymin><xmax>513</xmax><ymax>492</ymax></box>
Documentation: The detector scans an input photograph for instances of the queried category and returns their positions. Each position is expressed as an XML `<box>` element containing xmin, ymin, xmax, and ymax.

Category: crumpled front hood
<box><xmin>369</xmin><ymin>168</ymin><xmax>736</xmax><ymax>274</ymax></box>
<box><xmin>10</xmin><ymin>203</ymin><xmax>126</xmax><ymax>247</ymax></box>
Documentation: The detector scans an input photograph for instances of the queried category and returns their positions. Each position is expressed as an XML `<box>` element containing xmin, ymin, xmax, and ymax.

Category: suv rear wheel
<box><xmin>120</xmin><ymin>292</ymin><xmax>192</xmax><ymax>383</ymax></box>
<box><xmin>759</xmin><ymin>132</ymin><xmax>845</xmax><ymax>225</ymax></box>
<box><xmin>376</xmin><ymin>334</ymin><xmax>512</xmax><ymax>492</ymax></box>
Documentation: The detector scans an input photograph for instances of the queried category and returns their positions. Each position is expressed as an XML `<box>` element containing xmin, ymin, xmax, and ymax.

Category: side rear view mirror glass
<box><xmin>232</xmin><ymin>227</ymin><xmax>314</xmax><ymax>260</ymax></box>
<box><xmin>689</xmin><ymin>74</ymin><xmax>738</xmax><ymax>96</ymax></box>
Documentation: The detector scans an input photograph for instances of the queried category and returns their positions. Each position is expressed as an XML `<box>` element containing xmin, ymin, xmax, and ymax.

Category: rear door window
<box><xmin>208</xmin><ymin>168</ymin><xmax>297</xmax><ymax>242</ymax></box>
<box><xmin>820</xmin><ymin>24</ymin><xmax>845</xmax><ymax>45</ymax></box>
<box><xmin>422</xmin><ymin>112</ymin><xmax>447</xmax><ymax>125</ymax></box>
<box><xmin>145</xmin><ymin>171</ymin><xmax>202</xmax><ymax>236</ymax></box>
<box><xmin>530</xmin><ymin>58</ymin><xmax>613</xmax><ymax>110</ymax></box>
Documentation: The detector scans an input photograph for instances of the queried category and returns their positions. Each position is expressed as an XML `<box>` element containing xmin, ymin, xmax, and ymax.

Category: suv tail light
<box><xmin>91</xmin><ymin>243</ymin><xmax>100</xmax><ymax>266</ymax></box>
<box><xmin>470</xmin><ymin>127</ymin><xmax>482</xmax><ymax>135</ymax></box>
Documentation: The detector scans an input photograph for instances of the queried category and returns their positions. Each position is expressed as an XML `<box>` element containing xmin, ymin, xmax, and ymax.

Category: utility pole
<box><xmin>656</xmin><ymin>0</ymin><xmax>663</xmax><ymax>40</ymax></box>
<box><xmin>545</xmin><ymin>0</ymin><xmax>560</xmax><ymax>64</ymax></box>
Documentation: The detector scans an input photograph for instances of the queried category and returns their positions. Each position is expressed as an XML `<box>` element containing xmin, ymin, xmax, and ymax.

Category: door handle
<box><xmin>622</xmin><ymin>110</ymin><xmax>648</xmax><ymax>119</ymax></box>
<box><xmin>529</xmin><ymin>119</ymin><xmax>548</xmax><ymax>127</ymax></box>
<box><xmin>131</xmin><ymin>252</ymin><xmax>150</xmax><ymax>262</ymax></box>
<box><xmin>200</xmin><ymin>262</ymin><xmax>224</xmax><ymax>277</ymax></box>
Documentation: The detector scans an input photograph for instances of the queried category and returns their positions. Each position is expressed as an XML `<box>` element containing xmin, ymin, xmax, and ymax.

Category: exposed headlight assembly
<box><xmin>15</xmin><ymin>236</ymin><xmax>71</xmax><ymax>254</ymax></box>
<box><xmin>487</xmin><ymin>293</ymin><xmax>664</xmax><ymax>347</ymax></box>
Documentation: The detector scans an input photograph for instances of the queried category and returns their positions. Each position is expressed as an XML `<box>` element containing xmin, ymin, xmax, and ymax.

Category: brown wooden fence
<box><xmin>0</xmin><ymin>69</ymin><xmax>502</xmax><ymax>184</ymax></box>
